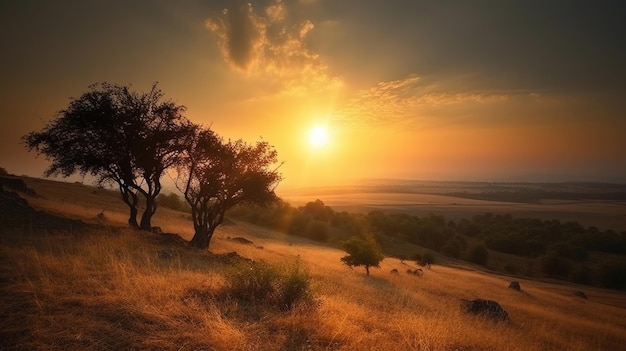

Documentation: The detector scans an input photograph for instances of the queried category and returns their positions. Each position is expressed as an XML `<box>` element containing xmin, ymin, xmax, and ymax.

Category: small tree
<box><xmin>340</xmin><ymin>235</ymin><xmax>385</xmax><ymax>276</ymax></box>
<box><xmin>178</xmin><ymin>127</ymin><xmax>281</xmax><ymax>249</ymax></box>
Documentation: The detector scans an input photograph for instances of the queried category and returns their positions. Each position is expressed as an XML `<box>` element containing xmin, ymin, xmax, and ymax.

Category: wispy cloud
<box><xmin>206</xmin><ymin>0</ymin><xmax>341</xmax><ymax>95</ymax></box>
<box><xmin>336</xmin><ymin>75</ymin><xmax>517</xmax><ymax>127</ymax></box>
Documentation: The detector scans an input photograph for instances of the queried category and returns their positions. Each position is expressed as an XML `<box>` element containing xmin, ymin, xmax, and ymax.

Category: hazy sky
<box><xmin>1</xmin><ymin>0</ymin><xmax>625</xmax><ymax>189</ymax></box>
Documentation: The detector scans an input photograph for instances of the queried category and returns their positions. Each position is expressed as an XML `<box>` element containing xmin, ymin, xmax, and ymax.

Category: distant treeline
<box><xmin>229</xmin><ymin>199</ymin><xmax>626</xmax><ymax>290</ymax></box>
<box><xmin>447</xmin><ymin>189</ymin><xmax>626</xmax><ymax>203</ymax></box>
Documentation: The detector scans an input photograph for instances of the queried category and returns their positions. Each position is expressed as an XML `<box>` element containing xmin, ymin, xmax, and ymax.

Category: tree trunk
<box><xmin>365</xmin><ymin>265</ymin><xmax>370</xmax><ymax>276</ymax></box>
<box><xmin>189</xmin><ymin>226</ymin><xmax>216</xmax><ymax>250</ymax></box>
<box><xmin>140</xmin><ymin>196</ymin><xmax>156</xmax><ymax>230</ymax></box>
<box><xmin>119</xmin><ymin>184</ymin><xmax>139</xmax><ymax>228</ymax></box>
<box><xmin>128</xmin><ymin>206</ymin><xmax>139</xmax><ymax>228</ymax></box>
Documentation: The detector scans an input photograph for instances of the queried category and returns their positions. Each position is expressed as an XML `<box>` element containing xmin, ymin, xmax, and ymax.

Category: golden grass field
<box><xmin>1</xmin><ymin>177</ymin><xmax>625</xmax><ymax>350</ymax></box>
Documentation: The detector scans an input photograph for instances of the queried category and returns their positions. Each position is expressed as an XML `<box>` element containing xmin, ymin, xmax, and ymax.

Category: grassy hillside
<box><xmin>1</xmin><ymin>177</ymin><xmax>626</xmax><ymax>350</ymax></box>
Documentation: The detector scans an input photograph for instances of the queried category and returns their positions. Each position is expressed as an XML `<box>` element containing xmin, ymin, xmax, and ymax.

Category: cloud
<box><xmin>335</xmin><ymin>75</ymin><xmax>514</xmax><ymax>127</ymax></box>
<box><xmin>206</xmin><ymin>0</ymin><xmax>341</xmax><ymax>95</ymax></box>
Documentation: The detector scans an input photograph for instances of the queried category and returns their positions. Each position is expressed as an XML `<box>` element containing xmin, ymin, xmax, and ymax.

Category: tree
<box><xmin>467</xmin><ymin>244</ymin><xmax>489</xmax><ymax>266</ymax></box>
<box><xmin>22</xmin><ymin>82</ymin><xmax>193</xmax><ymax>230</ymax></box>
<box><xmin>178</xmin><ymin>127</ymin><xmax>281</xmax><ymax>249</ymax></box>
<box><xmin>340</xmin><ymin>235</ymin><xmax>385</xmax><ymax>276</ymax></box>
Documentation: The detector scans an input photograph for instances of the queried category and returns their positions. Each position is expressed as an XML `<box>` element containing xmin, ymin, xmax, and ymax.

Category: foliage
<box><xmin>442</xmin><ymin>235</ymin><xmax>467</xmax><ymax>258</ymax></box>
<box><xmin>306</xmin><ymin>220</ymin><xmax>330</xmax><ymax>242</ymax></box>
<box><xmin>467</xmin><ymin>245</ymin><xmax>489</xmax><ymax>266</ymax></box>
<box><xmin>22</xmin><ymin>82</ymin><xmax>193</xmax><ymax>229</ymax></box>
<box><xmin>177</xmin><ymin>127</ymin><xmax>281</xmax><ymax>249</ymax></box>
<box><xmin>157</xmin><ymin>192</ymin><xmax>188</xmax><ymax>212</ymax></box>
<box><xmin>229</xmin><ymin>198</ymin><xmax>626</xmax><ymax>288</ymax></box>
<box><xmin>224</xmin><ymin>262</ymin><xmax>313</xmax><ymax>310</ymax></box>
<box><xmin>416</xmin><ymin>252</ymin><xmax>435</xmax><ymax>266</ymax></box>
<box><xmin>539</xmin><ymin>254</ymin><xmax>573</xmax><ymax>278</ymax></box>
<box><xmin>340</xmin><ymin>235</ymin><xmax>385</xmax><ymax>276</ymax></box>
<box><xmin>593</xmin><ymin>261</ymin><xmax>626</xmax><ymax>290</ymax></box>
<box><xmin>569</xmin><ymin>266</ymin><xmax>593</xmax><ymax>285</ymax></box>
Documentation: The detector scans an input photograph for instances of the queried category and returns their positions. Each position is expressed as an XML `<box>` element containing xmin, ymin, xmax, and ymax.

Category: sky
<box><xmin>1</xmin><ymin>0</ymin><xmax>625</xmax><ymax>190</ymax></box>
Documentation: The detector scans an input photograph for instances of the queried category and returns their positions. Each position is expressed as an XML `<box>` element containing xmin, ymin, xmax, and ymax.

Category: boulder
<box><xmin>461</xmin><ymin>299</ymin><xmax>509</xmax><ymax>321</ymax></box>
<box><xmin>508</xmin><ymin>281</ymin><xmax>521</xmax><ymax>291</ymax></box>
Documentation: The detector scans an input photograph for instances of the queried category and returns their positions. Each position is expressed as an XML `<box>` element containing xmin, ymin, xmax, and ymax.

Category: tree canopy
<box><xmin>23</xmin><ymin>82</ymin><xmax>193</xmax><ymax>229</ymax></box>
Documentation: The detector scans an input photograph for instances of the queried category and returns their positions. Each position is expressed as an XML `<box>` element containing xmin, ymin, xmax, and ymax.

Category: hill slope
<box><xmin>1</xmin><ymin>177</ymin><xmax>625</xmax><ymax>350</ymax></box>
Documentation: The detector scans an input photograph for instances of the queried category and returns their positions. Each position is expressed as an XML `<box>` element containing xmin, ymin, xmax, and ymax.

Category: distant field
<box><xmin>280</xmin><ymin>188</ymin><xmax>626</xmax><ymax>231</ymax></box>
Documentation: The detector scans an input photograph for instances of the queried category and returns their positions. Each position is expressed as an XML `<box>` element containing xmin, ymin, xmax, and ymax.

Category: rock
<box><xmin>574</xmin><ymin>291</ymin><xmax>588</xmax><ymax>299</ymax></box>
<box><xmin>508</xmin><ymin>281</ymin><xmax>521</xmax><ymax>291</ymax></box>
<box><xmin>229</xmin><ymin>236</ymin><xmax>254</xmax><ymax>245</ymax></box>
<box><xmin>157</xmin><ymin>248</ymin><xmax>174</xmax><ymax>259</ymax></box>
<box><xmin>461</xmin><ymin>299</ymin><xmax>509</xmax><ymax>321</ymax></box>
<box><xmin>406</xmin><ymin>268</ymin><xmax>423</xmax><ymax>276</ymax></box>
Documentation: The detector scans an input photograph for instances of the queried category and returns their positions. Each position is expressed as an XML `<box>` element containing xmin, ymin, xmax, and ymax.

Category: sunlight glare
<box><xmin>309</xmin><ymin>126</ymin><xmax>329</xmax><ymax>148</ymax></box>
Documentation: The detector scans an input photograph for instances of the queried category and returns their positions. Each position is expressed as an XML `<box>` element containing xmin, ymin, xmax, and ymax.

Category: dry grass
<box><xmin>1</xmin><ymin>178</ymin><xmax>625</xmax><ymax>350</ymax></box>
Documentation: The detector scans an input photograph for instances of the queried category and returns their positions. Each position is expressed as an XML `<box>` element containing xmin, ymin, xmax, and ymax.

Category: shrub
<box><xmin>594</xmin><ymin>261</ymin><xmax>626</xmax><ymax>290</ymax></box>
<box><xmin>225</xmin><ymin>263</ymin><xmax>277</xmax><ymax>303</ymax></box>
<box><xmin>307</xmin><ymin>220</ymin><xmax>329</xmax><ymax>242</ymax></box>
<box><xmin>569</xmin><ymin>266</ymin><xmax>593</xmax><ymax>285</ymax></box>
<box><xmin>503</xmin><ymin>263</ymin><xmax>519</xmax><ymax>275</ymax></box>
<box><xmin>441</xmin><ymin>242</ymin><xmax>461</xmax><ymax>258</ymax></box>
<box><xmin>467</xmin><ymin>245</ymin><xmax>489</xmax><ymax>266</ymax></box>
<box><xmin>157</xmin><ymin>192</ymin><xmax>187</xmax><ymax>211</ymax></box>
<box><xmin>279</xmin><ymin>264</ymin><xmax>313</xmax><ymax>309</ymax></box>
<box><xmin>418</xmin><ymin>252</ymin><xmax>435</xmax><ymax>266</ymax></box>
<box><xmin>412</xmin><ymin>253</ymin><xmax>422</xmax><ymax>262</ymax></box>
<box><xmin>539</xmin><ymin>254</ymin><xmax>572</xmax><ymax>278</ymax></box>
<box><xmin>224</xmin><ymin>262</ymin><xmax>313</xmax><ymax>310</ymax></box>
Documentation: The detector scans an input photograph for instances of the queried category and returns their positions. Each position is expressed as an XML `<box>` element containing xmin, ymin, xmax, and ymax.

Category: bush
<box><xmin>467</xmin><ymin>245</ymin><xmax>489</xmax><ymax>266</ymax></box>
<box><xmin>279</xmin><ymin>265</ymin><xmax>313</xmax><ymax>309</ymax></box>
<box><xmin>418</xmin><ymin>252</ymin><xmax>435</xmax><ymax>266</ymax></box>
<box><xmin>307</xmin><ymin>220</ymin><xmax>329</xmax><ymax>242</ymax></box>
<box><xmin>441</xmin><ymin>242</ymin><xmax>461</xmax><ymax>258</ymax></box>
<box><xmin>569</xmin><ymin>266</ymin><xmax>593</xmax><ymax>285</ymax></box>
<box><xmin>157</xmin><ymin>192</ymin><xmax>187</xmax><ymax>211</ymax></box>
<box><xmin>594</xmin><ymin>261</ymin><xmax>626</xmax><ymax>290</ymax></box>
<box><xmin>224</xmin><ymin>262</ymin><xmax>313</xmax><ymax>310</ymax></box>
<box><xmin>503</xmin><ymin>263</ymin><xmax>519</xmax><ymax>275</ymax></box>
<box><xmin>539</xmin><ymin>254</ymin><xmax>572</xmax><ymax>278</ymax></box>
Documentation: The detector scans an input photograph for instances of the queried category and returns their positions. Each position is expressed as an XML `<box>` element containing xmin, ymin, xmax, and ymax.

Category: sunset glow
<box><xmin>1</xmin><ymin>1</ymin><xmax>625</xmax><ymax>190</ymax></box>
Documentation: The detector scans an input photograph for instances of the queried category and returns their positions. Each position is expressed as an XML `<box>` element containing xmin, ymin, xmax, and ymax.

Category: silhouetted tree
<box><xmin>340</xmin><ymin>235</ymin><xmax>385</xmax><ymax>276</ymax></box>
<box><xmin>178</xmin><ymin>127</ymin><xmax>281</xmax><ymax>249</ymax></box>
<box><xmin>23</xmin><ymin>82</ymin><xmax>193</xmax><ymax>229</ymax></box>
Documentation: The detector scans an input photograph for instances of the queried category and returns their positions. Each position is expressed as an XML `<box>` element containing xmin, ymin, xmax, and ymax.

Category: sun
<box><xmin>309</xmin><ymin>126</ymin><xmax>329</xmax><ymax>148</ymax></box>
